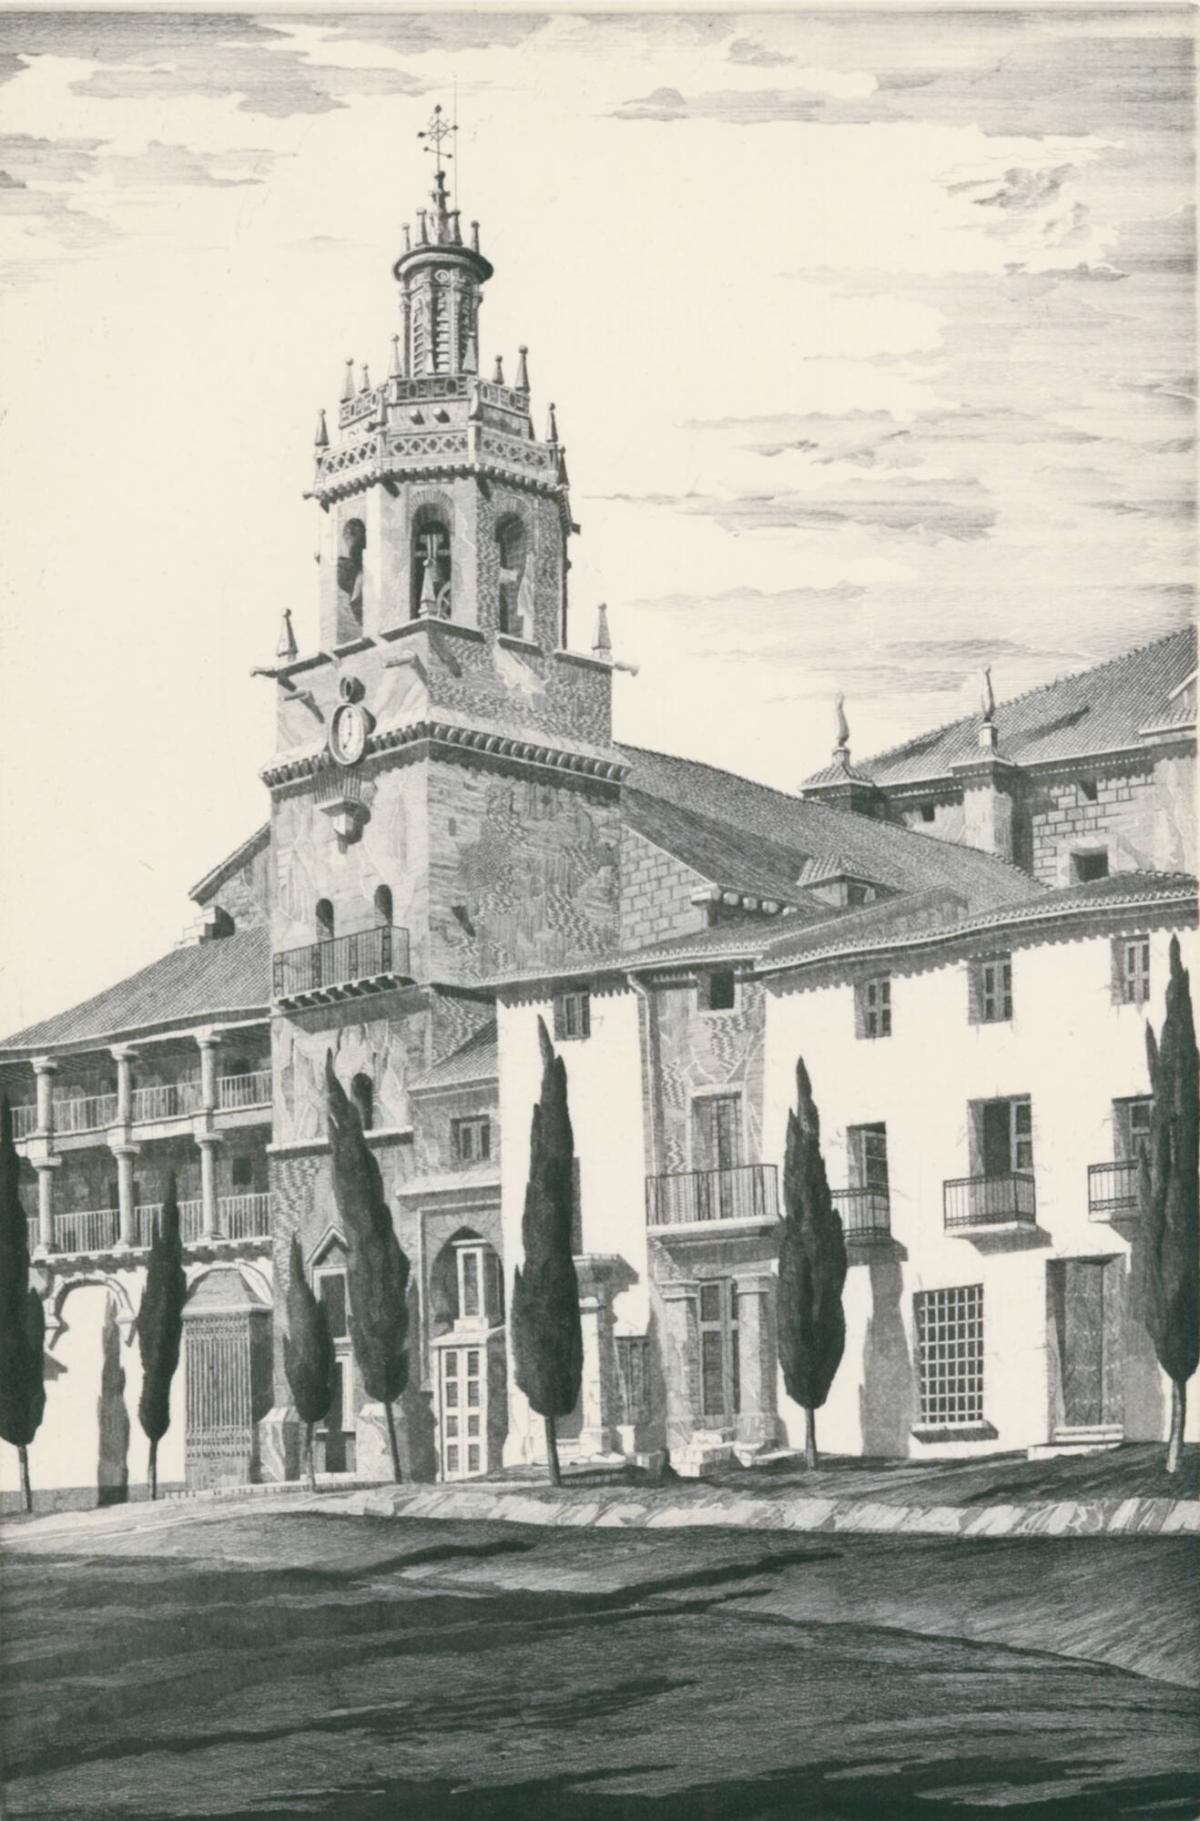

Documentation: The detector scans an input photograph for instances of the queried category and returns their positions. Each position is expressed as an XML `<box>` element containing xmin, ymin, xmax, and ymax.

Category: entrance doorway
<box><xmin>698</xmin><ymin>1278</ymin><xmax>740</xmax><ymax>1425</ymax></box>
<box><xmin>1049</xmin><ymin>1258</ymin><xmax>1120</xmax><ymax>1434</ymax></box>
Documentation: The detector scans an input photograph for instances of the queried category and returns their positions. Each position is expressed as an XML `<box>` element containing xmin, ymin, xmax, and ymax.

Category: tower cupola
<box><xmin>392</xmin><ymin>108</ymin><xmax>494</xmax><ymax>379</ymax></box>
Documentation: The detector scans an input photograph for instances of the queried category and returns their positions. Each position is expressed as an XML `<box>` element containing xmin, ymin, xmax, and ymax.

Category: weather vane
<box><xmin>418</xmin><ymin>104</ymin><xmax>457</xmax><ymax>179</ymax></box>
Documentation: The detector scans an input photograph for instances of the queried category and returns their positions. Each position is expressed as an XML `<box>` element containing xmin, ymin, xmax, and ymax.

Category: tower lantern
<box><xmin>393</xmin><ymin>106</ymin><xmax>494</xmax><ymax>378</ymax></box>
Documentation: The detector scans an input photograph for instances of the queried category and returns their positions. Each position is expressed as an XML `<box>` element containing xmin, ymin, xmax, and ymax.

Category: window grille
<box><xmin>915</xmin><ymin>1285</ymin><xmax>984</xmax><ymax>1427</ymax></box>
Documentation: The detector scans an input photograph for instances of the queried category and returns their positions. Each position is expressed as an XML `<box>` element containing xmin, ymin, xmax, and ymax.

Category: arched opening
<box><xmin>351</xmin><ymin>1072</ymin><xmax>374</xmax><ymax>1132</ymax></box>
<box><xmin>411</xmin><ymin>506</ymin><xmax>452</xmax><ymax>620</ymax></box>
<box><xmin>374</xmin><ymin>884</ymin><xmax>393</xmax><ymax>927</ymax></box>
<box><xmin>315</xmin><ymin>899</ymin><xmax>335</xmax><ymax>942</ymax></box>
<box><xmin>495</xmin><ymin>515</ymin><xmax>528</xmax><ymax>637</ymax></box>
<box><xmin>337</xmin><ymin>517</ymin><xmax>366</xmax><ymax>626</ymax></box>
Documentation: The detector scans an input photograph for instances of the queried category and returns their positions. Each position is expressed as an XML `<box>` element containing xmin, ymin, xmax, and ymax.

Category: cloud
<box><xmin>728</xmin><ymin>37</ymin><xmax>794</xmax><ymax>70</ymax></box>
<box><xmin>951</xmin><ymin>164</ymin><xmax>1077</xmax><ymax>212</ymax></box>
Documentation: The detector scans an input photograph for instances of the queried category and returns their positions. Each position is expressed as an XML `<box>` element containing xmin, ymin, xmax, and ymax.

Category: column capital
<box><xmin>108</xmin><ymin>1140</ymin><xmax>141</xmax><ymax>1160</ymax></box>
<box><xmin>110</xmin><ymin>1043</ymin><xmax>140</xmax><ymax>1062</ymax></box>
<box><xmin>31</xmin><ymin>1154</ymin><xmax>62</xmax><ymax>1172</ymax></box>
<box><xmin>733</xmin><ymin>1271</ymin><xmax>775</xmax><ymax>1298</ymax></box>
<box><xmin>195</xmin><ymin>1130</ymin><xmax>224</xmax><ymax>1149</ymax></box>
<box><xmin>195</xmin><ymin>1029</ymin><xmax>222</xmax><ymax>1052</ymax></box>
<box><xmin>31</xmin><ymin>1055</ymin><xmax>59</xmax><ymax>1076</ymax></box>
<box><xmin>659</xmin><ymin>1281</ymin><xmax>699</xmax><ymax>1305</ymax></box>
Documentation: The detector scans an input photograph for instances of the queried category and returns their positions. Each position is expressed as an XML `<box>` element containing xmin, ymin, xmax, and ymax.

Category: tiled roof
<box><xmin>619</xmin><ymin>914</ymin><xmax>810</xmax><ymax>971</ymax></box>
<box><xmin>0</xmin><ymin>930</ymin><xmax>271</xmax><ymax>1055</ymax></box>
<box><xmin>618</xmin><ymin>743</ymin><xmax>1039</xmax><ymax>910</ymax></box>
<box><xmin>624</xmin><ymin>789</ymin><xmax>831</xmax><ymax>909</ymax></box>
<box><xmin>849</xmin><ymin>625</ymin><xmax>1196</xmax><ymax>787</ymax></box>
<box><xmin>412</xmin><ymin>1021</ymin><xmax>498</xmax><ymax>1092</ymax></box>
<box><xmin>757</xmin><ymin>871</ymin><xmax>1197</xmax><ymax>976</ymax></box>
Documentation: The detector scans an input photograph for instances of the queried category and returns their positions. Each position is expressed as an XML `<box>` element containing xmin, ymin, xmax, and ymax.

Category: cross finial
<box><xmin>418</xmin><ymin>103</ymin><xmax>457</xmax><ymax>179</ymax></box>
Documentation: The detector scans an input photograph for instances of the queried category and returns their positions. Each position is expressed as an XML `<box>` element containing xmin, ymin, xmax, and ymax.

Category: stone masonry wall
<box><xmin>1029</xmin><ymin>763</ymin><xmax>1158</xmax><ymax>885</ymax></box>
<box><xmin>620</xmin><ymin>827</ymin><xmax>709</xmax><ymax>951</ymax></box>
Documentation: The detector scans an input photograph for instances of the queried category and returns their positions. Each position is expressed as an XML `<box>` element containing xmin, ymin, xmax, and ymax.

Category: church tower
<box><xmin>260</xmin><ymin>110</ymin><xmax>625</xmax><ymax>1131</ymax></box>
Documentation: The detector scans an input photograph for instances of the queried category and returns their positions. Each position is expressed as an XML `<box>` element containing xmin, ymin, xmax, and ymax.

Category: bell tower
<box><xmin>261</xmin><ymin>107</ymin><xmax>626</xmax><ymax>1011</ymax></box>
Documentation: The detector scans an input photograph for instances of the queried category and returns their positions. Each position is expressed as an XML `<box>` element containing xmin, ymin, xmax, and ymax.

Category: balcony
<box><xmin>12</xmin><ymin>1104</ymin><xmax>37</xmax><ymax>1141</ymax></box>
<box><xmin>831</xmin><ymin>1186</ymin><xmax>892</xmax><ymax>1244</ymax></box>
<box><xmin>54</xmin><ymin>1093</ymin><xmax>119</xmax><ymax>1136</ymax></box>
<box><xmin>54</xmin><ymin>1207</ymin><xmax>118</xmax><ymax>1253</ymax></box>
<box><xmin>646</xmin><ymin>1163</ymin><xmax>779</xmax><ymax>1234</ymax></box>
<box><xmin>134</xmin><ymin>1199</ymin><xmax>204</xmax><ymax>1246</ymax></box>
<box><xmin>273</xmin><ymin>926</ymin><xmax>412</xmax><ymax>1008</ymax></box>
<box><xmin>218</xmin><ymin>1069</ymin><xmax>271</xmax><ymax>1112</ymax></box>
<box><xmin>221</xmin><ymin>1191</ymin><xmax>272</xmax><ymax>1239</ymax></box>
<box><xmin>1088</xmin><ymin>1160</ymin><xmax>1141</xmax><ymax>1220</ymax></box>
<box><xmin>131</xmin><ymin>1080</ymin><xmax>203</xmax><ymax>1124</ymax></box>
<box><xmin>943</xmin><ymin>1172</ymin><xmax>1037</xmax><ymax>1234</ymax></box>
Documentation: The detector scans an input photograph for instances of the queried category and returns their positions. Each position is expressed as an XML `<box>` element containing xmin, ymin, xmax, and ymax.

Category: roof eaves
<box><xmin>189</xmin><ymin>825</ymin><xmax>271</xmax><ymax>903</ymax></box>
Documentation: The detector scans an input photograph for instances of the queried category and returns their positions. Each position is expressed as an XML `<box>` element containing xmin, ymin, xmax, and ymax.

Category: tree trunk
<box><xmin>148</xmin><ymin>1438</ymin><xmax>158</xmax><ymax>1502</ymax></box>
<box><xmin>383</xmin><ymin>1401</ymin><xmax>402</xmax><ymax>1483</ymax></box>
<box><xmin>804</xmin><ymin>1406</ymin><xmax>818</xmax><ymax>1470</ymax></box>
<box><xmin>544</xmin><ymin>1413</ymin><xmax>562</xmax><ymax>1488</ymax></box>
<box><xmin>19</xmin><ymin>1445</ymin><xmax>31</xmax><ymax>1515</ymax></box>
<box><xmin>305</xmin><ymin>1421</ymin><xmax>316</xmax><ymax>1494</ymax></box>
<box><xmin>1167</xmin><ymin>1379</ymin><xmax>1187</xmax><ymax>1475</ymax></box>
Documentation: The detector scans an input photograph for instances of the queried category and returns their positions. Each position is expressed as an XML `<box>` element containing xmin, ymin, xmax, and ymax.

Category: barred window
<box><xmin>855</xmin><ymin>975</ymin><xmax>892</xmax><ymax>1040</ymax></box>
<box><xmin>1114</xmin><ymin>936</ymin><xmax>1151</xmax><ymax>1007</ymax></box>
<box><xmin>915</xmin><ymin>1285</ymin><xmax>984</xmax><ymax>1428</ymax></box>
<box><xmin>970</xmin><ymin>956</ymin><xmax>1012</xmax><ymax>1024</ymax></box>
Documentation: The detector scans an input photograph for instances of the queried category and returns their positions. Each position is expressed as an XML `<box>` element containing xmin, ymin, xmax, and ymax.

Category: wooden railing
<box><xmin>1088</xmin><ymin>1160</ymin><xmax>1141</xmax><ymax>1219</ymax></box>
<box><xmin>219</xmin><ymin>1192</ymin><xmax>272</xmax><ymax>1239</ymax></box>
<box><xmin>645</xmin><ymin>1164</ymin><xmax>779</xmax><ymax>1229</ymax></box>
<box><xmin>217</xmin><ymin>1070</ymin><xmax>272</xmax><ymax>1112</ymax></box>
<box><xmin>133</xmin><ymin>1200</ymin><xmax>204</xmax><ymax>1246</ymax></box>
<box><xmin>54</xmin><ymin>1093</ymin><xmax>119</xmax><ymax>1135</ymax></box>
<box><xmin>831</xmin><ymin>1186</ymin><xmax>892</xmax><ymax>1242</ymax></box>
<box><xmin>12</xmin><ymin>1104</ymin><xmax>38</xmax><ymax>1140</ymax></box>
<box><xmin>131</xmin><ymin>1081</ymin><xmax>203</xmax><ymax>1124</ymax></box>
<box><xmin>54</xmin><ymin>1207</ymin><xmax>119</xmax><ymax>1253</ymax></box>
<box><xmin>943</xmin><ymin>1172</ymin><xmax>1036</xmax><ymax>1232</ymax></box>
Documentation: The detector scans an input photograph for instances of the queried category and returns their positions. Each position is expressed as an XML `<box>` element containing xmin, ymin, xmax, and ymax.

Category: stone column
<box><xmin>33</xmin><ymin>1158</ymin><xmax>59</xmax><ymax>1254</ymax></box>
<box><xmin>198</xmin><ymin>1135</ymin><xmax>222</xmax><ymax>1239</ymax></box>
<box><xmin>113</xmin><ymin>1143</ymin><xmax>139</xmax><ymax>1247</ymax></box>
<box><xmin>734</xmin><ymin>1272</ymin><xmax>780</xmax><ymax>1451</ymax></box>
<box><xmin>197</xmin><ymin>1032</ymin><xmax>220</xmax><ymax>1114</ymax></box>
<box><xmin>111</xmin><ymin>1044</ymin><xmax>138</xmax><ymax>1125</ymax></box>
<box><xmin>659</xmin><ymin>1282</ymin><xmax>701</xmax><ymax>1453</ymax></box>
<box><xmin>577</xmin><ymin>1289</ymin><xmax>619</xmax><ymax>1459</ymax></box>
<box><xmin>33</xmin><ymin>1057</ymin><xmax>57</xmax><ymax>1135</ymax></box>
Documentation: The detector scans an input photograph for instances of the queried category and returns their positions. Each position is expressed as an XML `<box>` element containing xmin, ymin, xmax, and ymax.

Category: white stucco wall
<box><xmin>497</xmin><ymin>985</ymin><xmax>648</xmax><ymax>1465</ymax></box>
<box><xmin>763</xmin><ymin>921</ymin><xmax>1199</xmax><ymax>1458</ymax></box>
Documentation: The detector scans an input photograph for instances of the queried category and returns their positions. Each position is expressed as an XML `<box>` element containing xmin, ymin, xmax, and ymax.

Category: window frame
<box><xmin>553</xmin><ymin>989</ymin><xmax>591</xmax><ymax>1042</ymax></box>
<box><xmin>970</xmin><ymin>954</ymin><xmax>1013</xmax><ymax>1025</ymax></box>
<box><xmin>697</xmin><ymin>968</ymin><xmax>738</xmax><ymax>1014</ymax></box>
<box><xmin>915</xmin><ymin>1284</ymin><xmax>984</xmax><ymax>1430</ymax></box>
<box><xmin>847</xmin><ymin>1121</ymin><xmax>890</xmax><ymax>1194</ymax></box>
<box><xmin>855</xmin><ymin>974</ymin><xmax>892</xmax><ymax>1040</ymax></box>
<box><xmin>1113</xmin><ymin>934</ymin><xmax>1151</xmax><ymax>1007</ymax></box>
<box><xmin>451</xmin><ymin>1114</ymin><xmax>492</xmax><ymax>1167</ymax></box>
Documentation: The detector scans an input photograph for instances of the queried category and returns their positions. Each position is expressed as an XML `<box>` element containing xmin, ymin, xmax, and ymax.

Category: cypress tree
<box><xmin>510</xmin><ymin>1017</ymin><xmax>582</xmax><ymax>1486</ymax></box>
<box><xmin>282</xmin><ymin>1234</ymin><xmax>335</xmax><ymax>1492</ymax></box>
<box><xmin>136</xmin><ymin>1173</ymin><xmax>186</xmax><ymax>1500</ymax></box>
<box><xmin>1140</xmin><ymin>935</ymin><xmax>1199</xmax><ymax>1474</ymax></box>
<box><xmin>326</xmin><ymin>1054</ymin><xmax>410</xmax><ymax>1481</ymax></box>
<box><xmin>0</xmin><ymin>1099</ymin><xmax>46</xmax><ymax>1513</ymax></box>
<box><xmin>777</xmin><ymin>1057</ymin><xmax>847</xmax><ymax>1468</ymax></box>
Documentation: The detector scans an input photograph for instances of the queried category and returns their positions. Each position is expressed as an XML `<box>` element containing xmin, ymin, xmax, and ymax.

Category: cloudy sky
<box><xmin>0</xmin><ymin>5</ymin><xmax>1194</xmax><ymax>1034</ymax></box>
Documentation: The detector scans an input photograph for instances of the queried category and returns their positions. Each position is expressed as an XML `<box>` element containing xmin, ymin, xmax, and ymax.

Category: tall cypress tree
<box><xmin>776</xmin><ymin>1058</ymin><xmax>847</xmax><ymax>1468</ymax></box>
<box><xmin>136</xmin><ymin>1173</ymin><xmax>186</xmax><ymax>1500</ymax></box>
<box><xmin>282</xmin><ymin>1234</ymin><xmax>335</xmax><ymax>1492</ymax></box>
<box><xmin>326</xmin><ymin>1054</ymin><xmax>410</xmax><ymax>1481</ymax></box>
<box><xmin>0</xmin><ymin>1099</ymin><xmax>46</xmax><ymax>1513</ymax></box>
<box><xmin>1141</xmin><ymin>934</ymin><xmax>1199</xmax><ymax>1475</ymax></box>
<box><xmin>510</xmin><ymin>1017</ymin><xmax>582</xmax><ymax>1486</ymax></box>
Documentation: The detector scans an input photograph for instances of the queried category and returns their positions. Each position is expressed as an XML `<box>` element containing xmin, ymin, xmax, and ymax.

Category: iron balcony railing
<box><xmin>134</xmin><ymin>1200</ymin><xmax>204</xmax><ymax>1246</ymax></box>
<box><xmin>54</xmin><ymin>1207</ymin><xmax>119</xmax><ymax>1253</ymax></box>
<box><xmin>12</xmin><ymin>1104</ymin><xmax>38</xmax><ymax>1140</ymax></box>
<box><xmin>54</xmin><ymin>1093</ymin><xmax>119</xmax><ymax>1136</ymax></box>
<box><xmin>1088</xmin><ymin>1160</ymin><xmax>1141</xmax><ymax>1219</ymax></box>
<box><xmin>217</xmin><ymin>1069</ymin><xmax>272</xmax><ymax>1112</ymax></box>
<box><xmin>943</xmin><ymin>1171</ymin><xmax>1037</xmax><ymax>1232</ymax></box>
<box><xmin>273</xmin><ymin>926</ymin><xmax>411</xmax><ymax>1002</ymax></box>
<box><xmin>131</xmin><ymin>1080</ymin><xmax>203</xmax><ymax>1124</ymax></box>
<box><xmin>645</xmin><ymin>1163</ymin><xmax>779</xmax><ymax>1229</ymax></box>
<box><xmin>831</xmin><ymin>1186</ymin><xmax>892</xmax><ymax>1242</ymax></box>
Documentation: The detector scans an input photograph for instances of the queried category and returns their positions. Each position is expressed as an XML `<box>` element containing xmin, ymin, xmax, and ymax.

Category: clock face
<box><xmin>330</xmin><ymin>701</ymin><xmax>367</xmax><ymax>767</ymax></box>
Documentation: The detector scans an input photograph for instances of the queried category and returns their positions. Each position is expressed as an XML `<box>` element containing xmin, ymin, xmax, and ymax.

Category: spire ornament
<box><xmin>314</xmin><ymin>408</ymin><xmax>329</xmax><ymax>449</ymax></box>
<box><xmin>276</xmin><ymin>608</ymin><xmax>298</xmax><ymax>664</ymax></box>
<box><xmin>341</xmin><ymin>358</ymin><xmax>354</xmax><ymax>403</ymax></box>
<box><xmin>515</xmin><ymin>346</ymin><xmax>530</xmax><ymax>392</ymax></box>
<box><xmin>978</xmin><ymin>665</ymin><xmax>999</xmax><ymax>751</ymax></box>
<box><xmin>592</xmin><ymin>603</ymin><xmax>612</xmax><ymax>661</ymax></box>
<box><xmin>833</xmin><ymin>691</ymin><xmax>851</xmax><ymax>766</ymax></box>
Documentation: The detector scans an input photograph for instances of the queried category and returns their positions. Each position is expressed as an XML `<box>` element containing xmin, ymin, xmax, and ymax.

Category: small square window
<box><xmin>921</xmin><ymin>803</ymin><xmax>936</xmax><ymax>823</ymax></box>
<box><xmin>553</xmin><ymin>990</ymin><xmax>591</xmax><ymax>1041</ymax></box>
<box><xmin>698</xmin><ymin>969</ymin><xmax>737</xmax><ymax>1012</ymax></box>
<box><xmin>231</xmin><ymin>1154</ymin><xmax>254</xmax><ymax>1189</ymax></box>
<box><xmin>855</xmin><ymin>976</ymin><xmax>892</xmax><ymax>1040</ymax></box>
<box><xmin>1078</xmin><ymin>778</ymin><xmax>1099</xmax><ymax>804</ymax></box>
<box><xmin>1072</xmin><ymin>850</ymin><xmax>1109</xmax><ymax>883</ymax></box>
<box><xmin>452</xmin><ymin>1116</ymin><xmax>492</xmax><ymax>1165</ymax></box>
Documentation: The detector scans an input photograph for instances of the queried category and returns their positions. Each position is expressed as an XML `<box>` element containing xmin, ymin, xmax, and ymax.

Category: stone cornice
<box><xmin>261</xmin><ymin>719</ymin><xmax>629</xmax><ymax>790</ymax></box>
